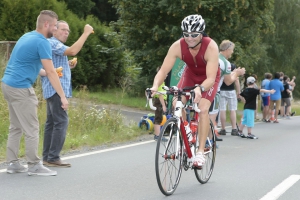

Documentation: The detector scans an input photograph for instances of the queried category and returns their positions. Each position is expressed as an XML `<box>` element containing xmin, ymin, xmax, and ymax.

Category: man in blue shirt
<box><xmin>40</xmin><ymin>20</ymin><xmax>93</xmax><ymax>167</ymax></box>
<box><xmin>1</xmin><ymin>10</ymin><xmax>68</xmax><ymax>176</ymax></box>
<box><xmin>261</xmin><ymin>73</ymin><xmax>272</xmax><ymax>122</ymax></box>
<box><xmin>268</xmin><ymin>72</ymin><xmax>284</xmax><ymax>123</ymax></box>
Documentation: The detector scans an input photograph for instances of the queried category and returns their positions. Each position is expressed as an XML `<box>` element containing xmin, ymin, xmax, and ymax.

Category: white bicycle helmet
<box><xmin>181</xmin><ymin>14</ymin><xmax>205</xmax><ymax>33</ymax></box>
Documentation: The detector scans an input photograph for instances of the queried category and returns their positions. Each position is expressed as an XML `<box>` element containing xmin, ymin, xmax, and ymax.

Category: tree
<box><xmin>90</xmin><ymin>0</ymin><xmax>118</xmax><ymax>24</ymax></box>
<box><xmin>109</xmin><ymin>0</ymin><xmax>275</xmax><ymax>91</ymax></box>
<box><xmin>265</xmin><ymin>0</ymin><xmax>300</xmax><ymax>97</ymax></box>
<box><xmin>57</xmin><ymin>0</ymin><xmax>95</xmax><ymax>19</ymax></box>
<box><xmin>0</xmin><ymin>0</ymin><xmax>125</xmax><ymax>89</ymax></box>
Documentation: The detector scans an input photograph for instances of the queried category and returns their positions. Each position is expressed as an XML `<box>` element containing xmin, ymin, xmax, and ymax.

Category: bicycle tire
<box><xmin>194</xmin><ymin>120</ymin><xmax>216</xmax><ymax>184</ymax></box>
<box><xmin>155</xmin><ymin>117</ymin><xmax>183</xmax><ymax>196</ymax></box>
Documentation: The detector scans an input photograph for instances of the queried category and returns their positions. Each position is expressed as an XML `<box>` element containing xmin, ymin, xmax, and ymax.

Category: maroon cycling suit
<box><xmin>177</xmin><ymin>37</ymin><xmax>220</xmax><ymax>102</ymax></box>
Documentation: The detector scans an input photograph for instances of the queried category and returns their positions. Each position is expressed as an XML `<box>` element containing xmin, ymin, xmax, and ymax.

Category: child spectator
<box><xmin>238</xmin><ymin>76</ymin><xmax>275</xmax><ymax>139</ymax></box>
<box><xmin>153</xmin><ymin>67</ymin><xmax>168</xmax><ymax>141</ymax></box>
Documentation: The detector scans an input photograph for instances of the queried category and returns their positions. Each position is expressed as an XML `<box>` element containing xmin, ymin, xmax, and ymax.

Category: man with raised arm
<box><xmin>1</xmin><ymin>10</ymin><xmax>68</xmax><ymax>176</ymax></box>
<box><xmin>151</xmin><ymin>14</ymin><xmax>220</xmax><ymax>168</ymax></box>
<box><xmin>40</xmin><ymin>20</ymin><xmax>93</xmax><ymax>168</ymax></box>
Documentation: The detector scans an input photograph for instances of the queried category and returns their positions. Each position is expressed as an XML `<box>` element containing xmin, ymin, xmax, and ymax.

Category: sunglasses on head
<box><xmin>183</xmin><ymin>32</ymin><xmax>201</xmax><ymax>38</ymax></box>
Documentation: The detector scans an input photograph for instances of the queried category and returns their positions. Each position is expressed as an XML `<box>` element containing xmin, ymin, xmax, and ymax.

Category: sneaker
<box><xmin>47</xmin><ymin>160</ymin><xmax>71</xmax><ymax>168</ymax></box>
<box><xmin>286</xmin><ymin>115</ymin><xmax>291</xmax><ymax>119</ymax></box>
<box><xmin>6</xmin><ymin>161</ymin><xmax>28</xmax><ymax>174</ymax></box>
<box><xmin>247</xmin><ymin>134</ymin><xmax>258</xmax><ymax>139</ymax></box>
<box><xmin>219</xmin><ymin>129</ymin><xmax>226</xmax><ymax>135</ymax></box>
<box><xmin>273</xmin><ymin>119</ymin><xmax>279</xmax><ymax>123</ymax></box>
<box><xmin>291</xmin><ymin>111</ymin><xmax>296</xmax><ymax>116</ymax></box>
<box><xmin>154</xmin><ymin>135</ymin><xmax>168</xmax><ymax>142</ymax></box>
<box><xmin>215</xmin><ymin>136</ymin><xmax>223</xmax><ymax>141</ymax></box>
<box><xmin>265</xmin><ymin>119</ymin><xmax>271</xmax><ymax>123</ymax></box>
<box><xmin>193</xmin><ymin>152</ymin><xmax>205</xmax><ymax>168</ymax></box>
<box><xmin>231</xmin><ymin>129</ymin><xmax>239</xmax><ymax>136</ymax></box>
<box><xmin>240</xmin><ymin>133</ymin><xmax>247</xmax><ymax>138</ymax></box>
<box><xmin>28</xmin><ymin>161</ymin><xmax>57</xmax><ymax>176</ymax></box>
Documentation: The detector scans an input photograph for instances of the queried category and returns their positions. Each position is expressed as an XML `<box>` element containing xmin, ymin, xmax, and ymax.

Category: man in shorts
<box><xmin>218</xmin><ymin>63</ymin><xmax>241</xmax><ymax>136</ymax></box>
<box><xmin>209</xmin><ymin>40</ymin><xmax>245</xmax><ymax>139</ymax></box>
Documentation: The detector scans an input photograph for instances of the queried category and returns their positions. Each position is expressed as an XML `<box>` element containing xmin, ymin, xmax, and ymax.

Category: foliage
<box><xmin>57</xmin><ymin>0</ymin><xmax>95</xmax><ymax>19</ymax></box>
<box><xmin>90</xmin><ymin>0</ymin><xmax>118</xmax><ymax>24</ymax></box>
<box><xmin>57</xmin><ymin>0</ymin><xmax>118</xmax><ymax>23</ymax></box>
<box><xmin>264</xmin><ymin>0</ymin><xmax>300</xmax><ymax>97</ymax></box>
<box><xmin>0</xmin><ymin>0</ymin><xmax>125</xmax><ymax>89</ymax></box>
<box><xmin>109</xmin><ymin>0</ymin><xmax>275</xmax><ymax>93</ymax></box>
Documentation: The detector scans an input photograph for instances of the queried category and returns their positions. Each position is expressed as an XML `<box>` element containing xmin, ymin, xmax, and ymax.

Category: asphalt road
<box><xmin>0</xmin><ymin>116</ymin><xmax>300</xmax><ymax>200</ymax></box>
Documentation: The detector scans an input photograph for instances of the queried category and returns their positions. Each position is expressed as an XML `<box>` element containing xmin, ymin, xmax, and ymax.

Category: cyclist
<box><xmin>150</xmin><ymin>14</ymin><xmax>220</xmax><ymax>168</ymax></box>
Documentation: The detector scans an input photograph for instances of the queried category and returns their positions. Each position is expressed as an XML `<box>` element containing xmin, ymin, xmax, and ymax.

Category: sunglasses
<box><xmin>183</xmin><ymin>32</ymin><xmax>201</xmax><ymax>38</ymax></box>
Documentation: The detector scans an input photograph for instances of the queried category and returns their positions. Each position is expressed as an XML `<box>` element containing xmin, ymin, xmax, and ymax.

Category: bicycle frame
<box><xmin>148</xmin><ymin>86</ymin><xmax>200</xmax><ymax>162</ymax></box>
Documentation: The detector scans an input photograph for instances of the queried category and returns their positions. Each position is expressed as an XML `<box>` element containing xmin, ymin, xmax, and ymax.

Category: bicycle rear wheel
<box><xmin>194</xmin><ymin>120</ymin><xmax>216</xmax><ymax>184</ymax></box>
<box><xmin>155</xmin><ymin>117</ymin><xmax>183</xmax><ymax>196</ymax></box>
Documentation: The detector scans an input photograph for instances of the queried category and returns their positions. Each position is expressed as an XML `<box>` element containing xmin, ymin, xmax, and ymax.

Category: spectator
<box><xmin>252</xmin><ymin>74</ymin><xmax>260</xmax><ymax>120</ymax></box>
<box><xmin>1</xmin><ymin>10</ymin><xmax>67</xmax><ymax>176</ymax></box>
<box><xmin>219</xmin><ymin>63</ymin><xmax>241</xmax><ymax>136</ymax></box>
<box><xmin>215</xmin><ymin>40</ymin><xmax>245</xmax><ymax>139</ymax></box>
<box><xmin>40</xmin><ymin>21</ymin><xmax>93</xmax><ymax>167</ymax></box>
<box><xmin>268</xmin><ymin>72</ymin><xmax>284</xmax><ymax>123</ymax></box>
<box><xmin>153</xmin><ymin>67</ymin><xmax>168</xmax><ymax>142</ymax></box>
<box><xmin>287</xmin><ymin>76</ymin><xmax>296</xmax><ymax>116</ymax></box>
<box><xmin>238</xmin><ymin>77</ymin><xmax>275</xmax><ymax>139</ymax></box>
<box><xmin>261</xmin><ymin>73</ymin><xmax>272</xmax><ymax>122</ymax></box>
<box><xmin>280</xmin><ymin>75</ymin><xmax>291</xmax><ymax>119</ymax></box>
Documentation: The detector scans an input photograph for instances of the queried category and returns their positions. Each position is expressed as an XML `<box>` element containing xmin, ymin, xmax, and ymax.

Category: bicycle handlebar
<box><xmin>145</xmin><ymin>86</ymin><xmax>201</xmax><ymax>113</ymax></box>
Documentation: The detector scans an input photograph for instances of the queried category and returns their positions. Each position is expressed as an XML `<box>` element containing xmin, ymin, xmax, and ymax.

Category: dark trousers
<box><xmin>43</xmin><ymin>93</ymin><xmax>69</xmax><ymax>162</ymax></box>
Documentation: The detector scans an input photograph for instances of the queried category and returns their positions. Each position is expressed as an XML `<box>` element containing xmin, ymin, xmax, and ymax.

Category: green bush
<box><xmin>0</xmin><ymin>0</ymin><xmax>126</xmax><ymax>90</ymax></box>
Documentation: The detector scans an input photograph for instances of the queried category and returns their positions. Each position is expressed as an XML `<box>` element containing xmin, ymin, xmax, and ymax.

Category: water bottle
<box><xmin>183</xmin><ymin>121</ymin><xmax>193</xmax><ymax>144</ymax></box>
<box><xmin>189</xmin><ymin>120</ymin><xmax>198</xmax><ymax>144</ymax></box>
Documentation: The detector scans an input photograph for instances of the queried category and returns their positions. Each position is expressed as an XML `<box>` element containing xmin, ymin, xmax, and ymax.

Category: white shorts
<box><xmin>209</xmin><ymin>92</ymin><xmax>220</xmax><ymax>115</ymax></box>
<box><xmin>219</xmin><ymin>90</ymin><xmax>237</xmax><ymax>111</ymax></box>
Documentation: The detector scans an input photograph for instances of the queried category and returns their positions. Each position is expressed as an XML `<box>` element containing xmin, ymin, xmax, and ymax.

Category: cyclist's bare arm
<box><xmin>152</xmin><ymin>40</ymin><xmax>181</xmax><ymax>91</ymax></box>
<box><xmin>194</xmin><ymin>40</ymin><xmax>219</xmax><ymax>103</ymax></box>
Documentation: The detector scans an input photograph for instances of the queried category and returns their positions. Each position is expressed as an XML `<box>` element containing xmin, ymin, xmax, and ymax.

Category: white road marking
<box><xmin>0</xmin><ymin>140</ymin><xmax>155</xmax><ymax>173</ymax></box>
<box><xmin>260</xmin><ymin>175</ymin><xmax>300</xmax><ymax>200</ymax></box>
<box><xmin>62</xmin><ymin>140</ymin><xmax>154</xmax><ymax>160</ymax></box>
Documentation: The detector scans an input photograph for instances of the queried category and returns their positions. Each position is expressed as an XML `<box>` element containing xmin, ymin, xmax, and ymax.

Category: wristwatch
<box><xmin>195</xmin><ymin>84</ymin><xmax>205</xmax><ymax>92</ymax></box>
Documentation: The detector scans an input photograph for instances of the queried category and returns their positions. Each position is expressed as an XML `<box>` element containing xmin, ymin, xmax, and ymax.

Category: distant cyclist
<box><xmin>150</xmin><ymin>14</ymin><xmax>220</xmax><ymax>168</ymax></box>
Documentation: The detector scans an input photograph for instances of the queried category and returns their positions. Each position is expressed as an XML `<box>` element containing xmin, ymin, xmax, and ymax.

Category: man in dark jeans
<box><xmin>40</xmin><ymin>21</ymin><xmax>93</xmax><ymax>167</ymax></box>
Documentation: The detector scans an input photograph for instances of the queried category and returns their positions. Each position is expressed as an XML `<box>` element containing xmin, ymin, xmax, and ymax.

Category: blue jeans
<box><xmin>43</xmin><ymin>93</ymin><xmax>69</xmax><ymax>162</ymax></box>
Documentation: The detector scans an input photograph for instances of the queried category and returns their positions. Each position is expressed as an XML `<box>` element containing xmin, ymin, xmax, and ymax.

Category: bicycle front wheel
<box><xmin>194</xmin><ymin>120</ymin><xmax>216</xmax><ymax>184</ymax></box>
<box><xmin>155</xmin><ymin>117</ymin><xmax>183</xmax><ymax>196</ymax></box>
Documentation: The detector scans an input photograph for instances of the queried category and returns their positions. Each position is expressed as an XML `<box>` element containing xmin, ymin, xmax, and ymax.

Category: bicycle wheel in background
<box><xmin>155</xmin><ymin>117</ymin><xmax>183</xmax><ymax>196</ymax></box>
<box><xmin>194</xmin><ymin>120</ymin><xmax>216</xmax><ymax>184</ymax></box>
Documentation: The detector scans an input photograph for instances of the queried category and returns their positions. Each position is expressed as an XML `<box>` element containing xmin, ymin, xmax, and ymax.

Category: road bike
<box><xmin>146</xmin><ymin>86</ymin><xmax>216</xmax><ymax>196</ymax></box>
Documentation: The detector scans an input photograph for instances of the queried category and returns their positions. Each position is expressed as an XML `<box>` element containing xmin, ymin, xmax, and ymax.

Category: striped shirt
<box><xmin>41</xmin><ymin>37</ymin><xmax>72</xmax><ymax>99</ymax></box>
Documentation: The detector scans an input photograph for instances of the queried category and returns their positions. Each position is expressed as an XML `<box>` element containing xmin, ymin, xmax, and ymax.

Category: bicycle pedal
<box><xmin>192</xmin><ymin>166</ymin><xmax>202</xmax><ymax>170</ymax></box>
